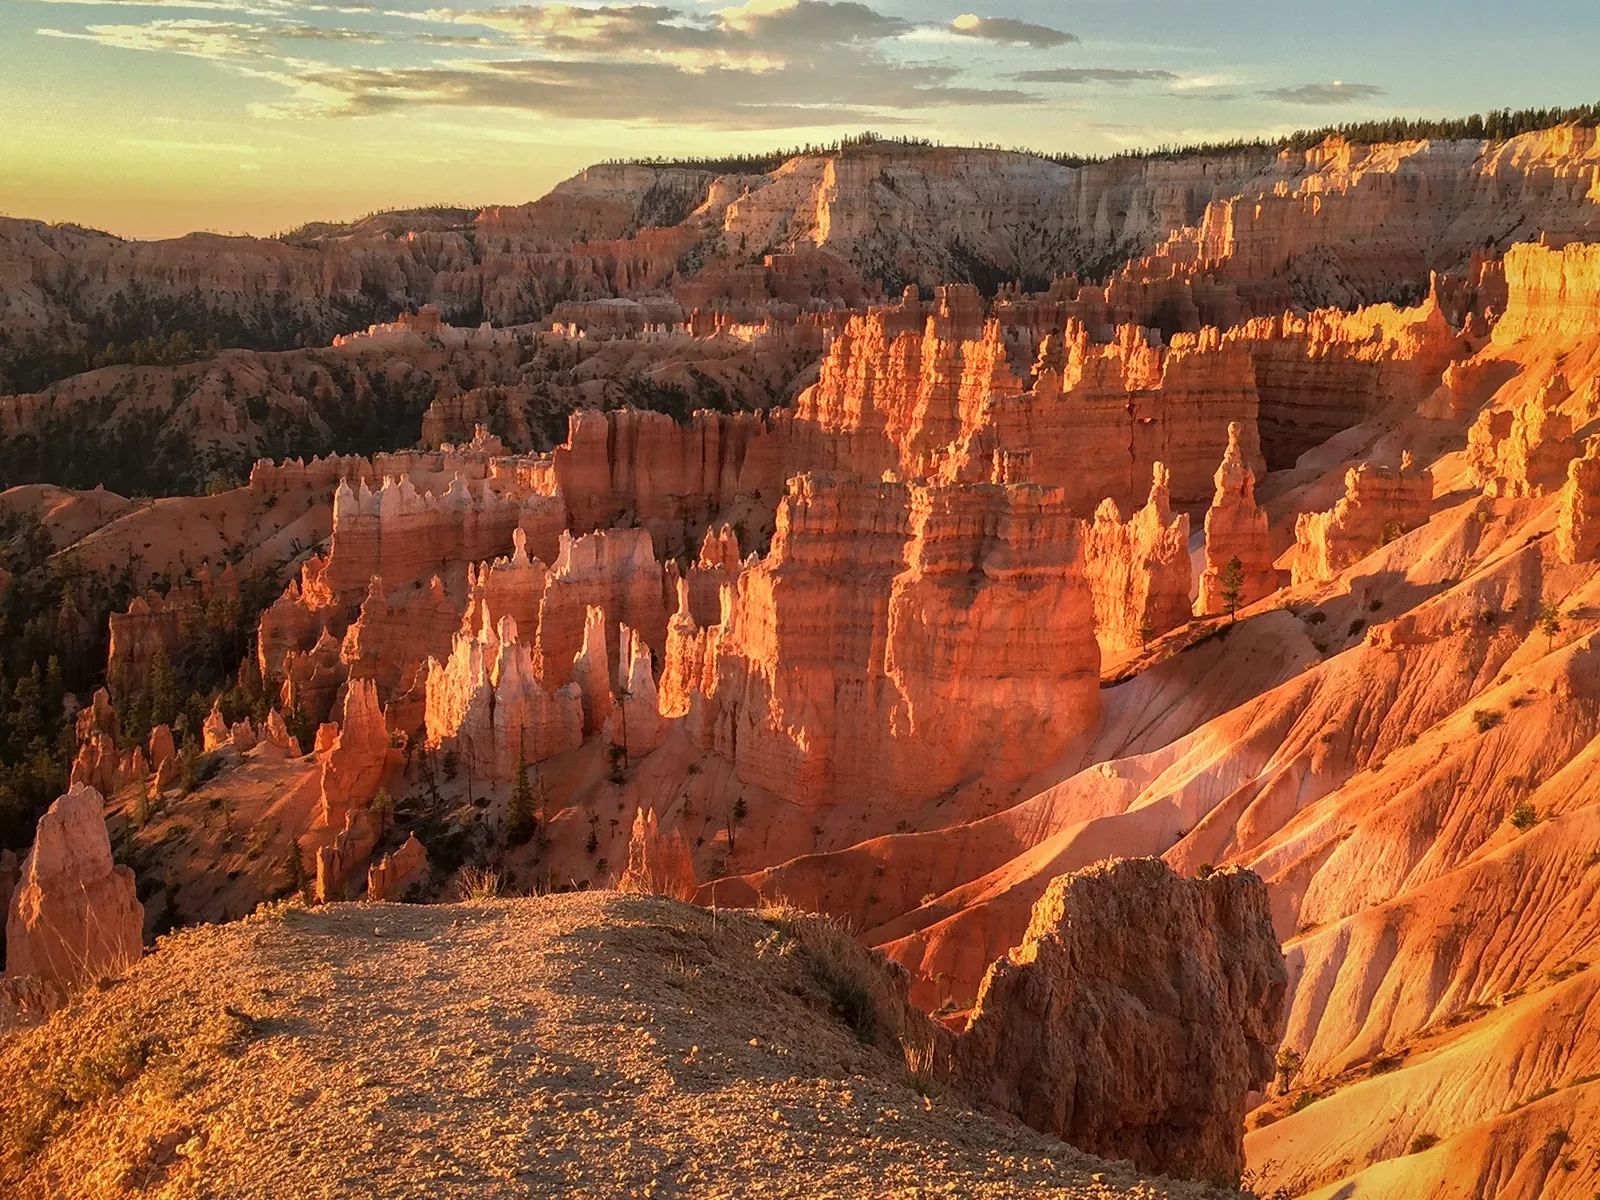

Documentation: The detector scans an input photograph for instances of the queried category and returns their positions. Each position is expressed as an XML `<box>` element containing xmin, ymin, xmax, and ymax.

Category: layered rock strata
<box><xmin>1083</xmin><ymin>464</ymin><xmax>1192</xmax><ymax>654</ymax></box>
<box><xmin>667</xmin><ymin>474</ymin><xmax>1101</xmax><ymax>807</ymax></box>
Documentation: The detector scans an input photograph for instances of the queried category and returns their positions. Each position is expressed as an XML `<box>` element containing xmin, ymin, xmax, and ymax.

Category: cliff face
<box><xmin>1125</xmin><ymin>126</ymin><xmax>1600</xmax><ymax>317</ymax></box>
<box><xmin>1199</xmin><ymin>422</ymin><xmax>1276</xmax><ymax>616</ymax></box>
<box><xmin>672</xmin><ymin>473</ymin><xmax>1101</xmax><ymax>808</ymax></box>
<box><xmin>791</xmin><ymin>303</ymin><xmax>1263</xmax><ymax>513</ymax></box>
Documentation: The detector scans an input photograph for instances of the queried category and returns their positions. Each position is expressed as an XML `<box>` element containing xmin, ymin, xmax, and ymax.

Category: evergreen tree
<box><xmin>1220</xmin><ymin>555</ymin><xmax>1246</xmax><ymax>620</ymax></box>
<box><xmin>1539</xmin><ymin>599</ymin><xmax>1563</xmax><ymax>650</ymax></box>
<box><xmin>506</xmin><ymin>748</ymin><xmax>535</xmax><ymax>846</ymax></box>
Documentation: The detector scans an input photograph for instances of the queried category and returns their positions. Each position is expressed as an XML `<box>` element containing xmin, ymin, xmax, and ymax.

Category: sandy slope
<box><xmin>0</xmin><ymin>892</ymin><xmax>1236</xmax><ymax>1200</ymax></box>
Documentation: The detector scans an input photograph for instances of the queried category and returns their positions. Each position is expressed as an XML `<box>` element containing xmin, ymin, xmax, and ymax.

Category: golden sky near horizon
<box><xmin>1</xmin><ymin>0</ymin><xmax>1595</xmax><ymax>240</ymax></box>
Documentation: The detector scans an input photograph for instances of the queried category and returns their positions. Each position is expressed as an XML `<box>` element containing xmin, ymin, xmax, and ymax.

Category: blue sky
<box><xmin>1</xmin><ymin>0</ymin><xmax>1596</xmax><ymax>238</ymax></box>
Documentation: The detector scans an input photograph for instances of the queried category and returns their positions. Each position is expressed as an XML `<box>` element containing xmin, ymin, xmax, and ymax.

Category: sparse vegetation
<box><xmin>1408</xmin><ymin>1132</ymin><xmax>1440</xmax><ymax>1154</ymax></box>
<box><xmin>457</xmin><ymin>866</ymin><xmax>502</xmax><ymax>901</ymax></box>
<box><xmin>1509</xmin><ymin>800</ymin><xmax>1539</xmax><ymax>831</ymax></box>
<box><xmin>1473</xmin><ymin>708</ymin><xmax>1502</xmax><ymax>734</ymax></box>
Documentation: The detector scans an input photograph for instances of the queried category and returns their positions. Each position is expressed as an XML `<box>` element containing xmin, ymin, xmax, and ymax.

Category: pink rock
<box><xmin>617</xmin><ymin>808</ymin><xmax>695</xmax><ymax>900</ymax></box>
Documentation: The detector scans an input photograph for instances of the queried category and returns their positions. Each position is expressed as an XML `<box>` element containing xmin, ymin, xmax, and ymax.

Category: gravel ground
<box><xmin>0</xmin><ymin>892</ymin><xmax>1243</xmax><ymax>1199</ymax></box>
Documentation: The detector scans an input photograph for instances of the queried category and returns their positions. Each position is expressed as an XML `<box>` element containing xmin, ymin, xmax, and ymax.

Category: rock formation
<box><xmin>317</xmin><ymin>679</ymin><xmax>393</xmax><ymax>832</ymax></box>
<box><xmin>672</xmin><ymin>474</ymin><xmax>1101</xmax><ymax>807</ymax></box>
<box><xmin>1290</xmin><ymin>454</ymin><xmax>1435</xmax><ymax>584</ymax></box>
<box><xmin>1083</xmin><ymin>463</ymin><xmax>1192</xmax><ymax>654</ymax></box>
<box><xmin>5</xmin><ymin>785</ymin><xmax>143</xmax><ymax>988</ymax></box>
<box><xmin>366</xmin><ymin>834</ymin><xmax>429</xmax><ymax>902</ymax></box>
<box><xmin>616</xmin><ymin>808</ymin><xmax>695</xmax><ymax>900</ymax></box>
<box><xmin>534</xmin><ymin>528</ymin><xmax>667</xmax><ymax>688</ymax></box>
<box><xmin>1198</xmin><ymin>422</ymin><xmax>1277</xmax><ymax>615</ymax></box>
<box><xmin>1557</xmin><ymin>436</ymin><xmax>1600</xmax><ymax>564</ymax></box>
<box><xmin>945</xmin><ymin>859</ymin><xmax>1286</xmax><ymax>1180</ymax></box>
<box><xmin>422</xmin><ymin>616</ymin><xmax>583</xmax><ymax>778</ymax></box>
<box><xmin>603</xmin><ymin>623</ymin><xmax>664</xmax><ymax>759</ymax></box>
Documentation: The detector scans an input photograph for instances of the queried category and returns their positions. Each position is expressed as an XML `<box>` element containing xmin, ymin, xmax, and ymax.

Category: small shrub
<box><xmin>1348</xmin><ymin>619</ymin><xmax>1367</xmax><ymax>638</ymax></box>
<box><xmin>456</xmin><ymin>866</ymin><xmax>502</xmax><ymax>901</ymax></box>
<box><xmin>1408</xmin><ymin>1132</ymin><xmax>1440</xmax><ymax>1154</ymax></box>
<box><xmin>1289</xmin><ymin>1089</ymin><xmax>1323</xmax><ymax>1113</ymax></box>
<box><xmin>1369</xmin><ymin>1054</ymin><xmax>1403</xmax><ymax>1075</ymax></box>
<box><xmin>1196</xmin><ymin>862</ymin><xmax>1215</xmax><ymax>879</ymax></box>
<box><xmin>1509</xmin><ymin>800</ymin><xmax>1539</xmax><ymax>831</ymax></box>
<box><xmin>1472</xmin><ymin>709</ymin><xmax>1502</xmax><ymax>733</ymax></box>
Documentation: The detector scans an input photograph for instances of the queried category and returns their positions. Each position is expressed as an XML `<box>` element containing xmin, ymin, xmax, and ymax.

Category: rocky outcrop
<box><xmin>602</xmin><ymin>624</ymin><xmax>664</xmax><ymax>759</ymax></box>
<box><xmin>422</xmin><ymin>616</ymin><xmax>583</xmax><ymax>778</ymax></box>
<box><xmin>69</xmin><ymin>689</ymin><xmax>123</xmax><ymax>797</ymax></box>
<box><xmin>1290</xmin><ymin>454</ymin><xmax>1434</xmax><ymax>585</ymax></box>
<box><xmin>794</xmin><ymin>310</ymin><xmax>1263</xmax><ymax>513</ymax></box>
<box><xmin>534</xmin><ymin>528</ymin><xmax>666</xmax><ymax>689</ymax></box>
<box><xmin>106</xmin><ymin>562</ymin><xmax>240</xmax><ymax>693</ymax></box>
<box><xmin>1557</xmin><ymin>437</ymin><xmax>1600</xmax><ymax>564</ymax></box>
<box><xmin>317</xmin><ymin>680</ymin><xmax>394</xmax><ymax>832</ymax></box>
<box><xmin>1467</xmin><ymin>370</ymin><xmax>1579</xmax><ymax>498</ymax></box>
<box><xmin>1083</xmin><ymin>464</ymin><xmax>1192</xmax><ymax>654</ymax></box>
<box><xmin>944</xmin><ymin>859</ymin><xmax>1286</xmax><ymax>1181</ymax></box>
<box><xmin>676</xmin><ymin>474</ymin><xmax>1101</xmax><ymax>808</ymax></box>
<box><xmin>1226</xmin><ymin>291</ymin><xmax>1463</xmax><ymax>468</ymax></box>
<box><xmin>366</xmin><ymin>834</ymin><xmax>429</xmax><ymax>902</ymax></box>
<box><xmin>1198</xmin><ymin>422</ymin><xmax>1277</xmax><ymax>615</ymax></box>
<box><xmin>616</xmin><ymin>808</ymin><xmax>695</xmax><ymax>900</ymax></box>
<box><xmin>1494</xmin><ymin>240</ymin><xmax>1600</xmax><ymax>343</ymax></box>
<box><xmin>5</xmin><ymin>785</ymin><xmax>143</xmax><ymax>988</ymax></box>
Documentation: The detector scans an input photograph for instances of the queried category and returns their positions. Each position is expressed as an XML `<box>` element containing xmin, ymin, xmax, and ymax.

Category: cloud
<box><xmin>949</xmin><ymin>13</ymin><xmax>1076</xmax><ymax>48</ymax></box>
<box><xmin>1260</xmin><ymin>81</ymin><xmax>1385</xmax><ymax>106</ymax></box>
<box><xmin>40</xmin><ymin>16</ymin><xmax>399</xmax><ymax>57</ymax></box>
<box><xmin>255</xmin><ymin>52</ymin><xmax>1035</xmax><ymax>125</ymax></box>
<box><xmin>36</xmin><ymin>0</ymin><xmax>1043</xmax><ymax>130</ymax></box>
<box><xmin>1014</xmin><ymin>68</ymin><xmax>1175</xmax><ymax>85</ymax></box>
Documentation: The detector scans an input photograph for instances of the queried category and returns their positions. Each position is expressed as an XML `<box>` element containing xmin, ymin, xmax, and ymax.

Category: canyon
<box><xmin>4</xmin><ymin>120</ymin><xmax>1600</xmax><ymax>1198</ymax></box>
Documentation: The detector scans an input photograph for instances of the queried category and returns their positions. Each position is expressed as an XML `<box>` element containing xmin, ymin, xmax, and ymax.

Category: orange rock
<box><xmin>422</xmin><ymin>616</ymin><xmax>582</xmax><ymax>778</ymax></box>
<box><xmin>1290</xmin><ymin>454</ymin><xmax>1434</xmax><ymax>585</ymax></box>
<box><xmin>1198</xmin><ymin>421</ymin><xmax>1277</xmax><ymax>615</ymax></box>
<box><xmin>694</xmin><ymin>474</ymin><xmax>1101</xmax><ymax>808</ymax></box>
<box><xmin>5</xmin><ymin>785</ymin><xmax>143</xmax><ymax>988</ymax></box>
<box><xmin>317</xmin><ymin>680</ymin><xmax>393</xmax><ymax>831</ymax></box>
<box><xmin>1557</xmin><ymin>436</ymin><xmax>1600</xmax><ymax>564</ymax></box>
<box><xmin>366</xmin><ymin>834</ymin><xmax>429</xmax><ymax>902</ymax></box>
<box><xmin>603</xmin><ymin>623</ymin><xmax>664</xmax><ymax>759</ymax></box>
<box><xmin>616</xmin><ymin>808</ymin><xmax>695</xmax><ymax>900</ymax></box>
<box><xmin>947</xmin><ymin>858</ymin><xmax>1285</xmax><ymax>1180</ymax></box>
<box><xmin>569</xmin><ymin>606</ymin><xmax>615</xmax><ymax>736</ymax></box>
<box><xmin>534</xmin><ymin>528</ymin><xmax>666</xmax><ymax>689</ymax></box>
<box><xmin>1083</xmin><ymin>463</ymin><xmax>1192</xmax><ymax>654</ymax></box>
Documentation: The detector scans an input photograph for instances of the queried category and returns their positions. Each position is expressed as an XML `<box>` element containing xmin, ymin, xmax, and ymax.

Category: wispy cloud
<box><xmin>1260</xmin><ymin>81</ymin><xmax>1385</xmax><ymax>106</ymax></box>
<box><xmin>37</xmin><ymin>0</ymin><xmax>1049</xmax><ymax>129</ymax></box>
<box><xmin>1014</xmin><ymin>67</ymin><xmax>1175</xmax><ymax>85</ymax></box>
<box><xmin>948</xmin><ymin>12</ymin><xmax>1075</xmax><ymax>48</ymax></box>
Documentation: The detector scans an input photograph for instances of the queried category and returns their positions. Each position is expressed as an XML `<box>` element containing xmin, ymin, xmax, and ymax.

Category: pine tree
<box><xmin>283</xmin><ymin>842</ymin><xmax>308</xmax><ymax>899</ymax></box>
<box><xmin>506</xmin><ymin>748</ymin><xmax>535</xmax><ymax>846</ymax></box>
<box><xmin>1539</xmin><ymin>599</ymin><xmax>1563</xmax><ymax>650</ymax></box>
<box><xmin>1220</xmin><ymin>555</ymin><xmax>1246</xmax><ymax>620</ymax></box>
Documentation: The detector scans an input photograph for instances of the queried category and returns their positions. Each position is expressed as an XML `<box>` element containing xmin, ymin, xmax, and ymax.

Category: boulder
<box><xmin>5</xmin><ymin>785</ymin><xmax>143</xmax><ymax>988</ymax></box>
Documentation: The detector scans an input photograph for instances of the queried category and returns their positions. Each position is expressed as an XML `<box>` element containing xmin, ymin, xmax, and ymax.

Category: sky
<box><xmin>1</xmin><ymin>0</ymin><xmax>1597</xmax><ymax>240</ymax></box>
